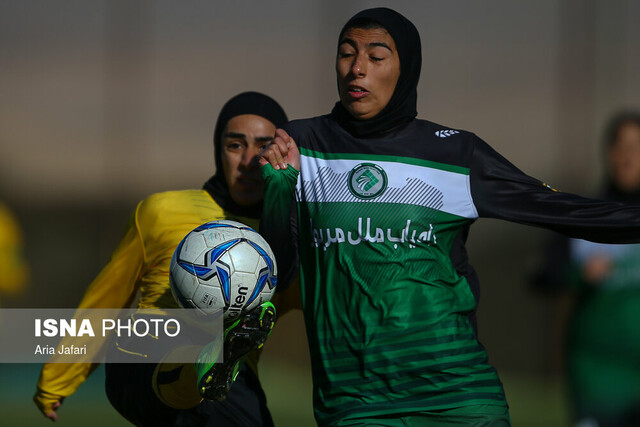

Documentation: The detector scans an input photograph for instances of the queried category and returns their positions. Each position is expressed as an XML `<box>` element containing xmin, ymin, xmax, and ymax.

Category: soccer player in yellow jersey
<box><xmin>0</xmin><ymin>201</ymin><xmax>28</xmax><ymax>302</ymax></box>
<box><xmin>34</xmin><ymin>92</ymin><xmax>288</xmax><ymax>426</ymax></box>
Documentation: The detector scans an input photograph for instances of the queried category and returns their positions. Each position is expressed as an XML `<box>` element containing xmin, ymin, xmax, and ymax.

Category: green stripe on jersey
<box><xmin>320</xmin><ymin>329</ymin><xmax>478</xmax><ymax>359</ymax></box>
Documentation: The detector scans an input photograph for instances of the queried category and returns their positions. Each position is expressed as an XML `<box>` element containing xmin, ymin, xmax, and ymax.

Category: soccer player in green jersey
<box><xmin>535</xmin><ymin>112</ymin><xmax>640</xmax><ymax>426</ymax></box>
<box><xmin>259</xmin><ymin>7</ymin><xmax>640</xmax><ymax>426</ymax></box>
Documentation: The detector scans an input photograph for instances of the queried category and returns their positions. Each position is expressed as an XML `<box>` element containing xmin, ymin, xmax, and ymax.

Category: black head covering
<box><xmin>331</xmin><ymin>7</ymin><xmax>422</xmax><ymax>138</ymax></box>
<box><xmin>203</xmin><ymin>91</ymin><xmax>288</xmax><ymax>218</ymax></box>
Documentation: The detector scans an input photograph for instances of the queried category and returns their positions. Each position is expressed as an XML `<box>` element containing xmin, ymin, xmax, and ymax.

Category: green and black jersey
<box><xmin>262</xmin><ymin>115</ymin><xmax>640</xmax><ymax>426</ymax></box>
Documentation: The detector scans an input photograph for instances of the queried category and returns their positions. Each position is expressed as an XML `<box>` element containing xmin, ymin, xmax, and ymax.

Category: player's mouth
<box><xmin>348</xmin><ymin>85</ymin><xmax>369</xmax><ymax>99</ymax></box>
<box><xmin>237</xmin><ymin>177</ymin><xmax>261</xmax><ymax>188</ymax></box>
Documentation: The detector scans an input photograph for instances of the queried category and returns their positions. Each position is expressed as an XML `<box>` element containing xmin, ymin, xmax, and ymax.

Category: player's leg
<box><xmin>177</xmin><ymin>362</ymin><xmax>275</xmax><ymax>426</ymax></box>
<box><xmin>106</xmin><ymin>360</ymin><xmax>275</xmax><ymax>427</ymax></box>
<box><xmin>105</xmin><ymin>302</ymin><xmax>276</xmax><ymax>425</ymax></box>
<box><xmin>197</xmin><ymin>301</ymin><xmax>276</xmax><ymax>401</ymax></box>
<box><xmin>104</xmin><ymin>322</ymin><xmax>200</xmax><ymax>425</ymax></box>
<box><xmin>105</xmin><ymin>361</ymin><xmax>180</xmax><ymax>426</ymax></box>
<box><xmin>152</xmin><ymin>346</ymin><xmax>204</xmax><ymax>410</ymax></box>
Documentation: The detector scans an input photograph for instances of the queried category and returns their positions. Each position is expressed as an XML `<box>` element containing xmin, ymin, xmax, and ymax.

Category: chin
<box><xmin>231</xmin><ymin>192</ymin><xmax>262</xmax><ymax>207</ymax></box>
<box><xmin>345</xmin><ymin>106</ymin><xmax>369</xmax><ymax>120</ymax></box>
<box><xmin>343</xmin><ymin>103</ymin><xmax>375</xmax><ymax>120</ymax></box>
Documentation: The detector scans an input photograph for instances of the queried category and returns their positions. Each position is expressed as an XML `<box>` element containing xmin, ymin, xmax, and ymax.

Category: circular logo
<box><xmin>348</xmin><ymin>163</ymin><xmax>388</xmax><ymax>199</ymax></box>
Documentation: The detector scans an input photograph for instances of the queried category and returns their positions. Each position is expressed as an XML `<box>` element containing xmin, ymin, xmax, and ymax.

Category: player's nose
<box><xmin>351</xmin><ymin>54</ymin><xmax>366</xmax><ymax>76</ymax></box>
<box><xmin>242</xmin><ymin>145</ymin><xmax>261</xmax><ymax>168</ymax></box>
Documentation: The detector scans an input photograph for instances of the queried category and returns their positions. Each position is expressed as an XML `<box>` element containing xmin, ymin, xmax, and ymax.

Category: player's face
<box><xmin>609</xmin><ymin>123</ymin><xmax>640</xmax><ymax>192</ymax></box>
<box><xmin>221</xmin><ymin>114</ymin><xmax>276</xmax><ymax>206</ymax></box>
<box><xmin>336</xmin><ymin>27</ymin><xmax>400</xmax><ymax>120</ymax></box>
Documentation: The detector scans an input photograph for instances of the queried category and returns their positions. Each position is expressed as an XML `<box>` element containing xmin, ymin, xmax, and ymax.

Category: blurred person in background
<box><xmin>0</xmin><ymin>200</ymin><xmax>28</xmax><ymax>302</ymax></box>
<box><xmin>259</xmin><ymin>7</ymin><xmax>640</xmax><ymax>426</ymax></box>
<box><xmin>33</xmin><ymin>91</ymin><xmax>289</xmax><ymax>426</ymax></box>
<box><xmin>534</xmin><ymin>111</ymin><xmax>640</xmax><ymax>427</ymax></box>
<box><xmin>0</xmin><ymin>198</ymin><xmax>29</xmax><ymax>401</ymax></box>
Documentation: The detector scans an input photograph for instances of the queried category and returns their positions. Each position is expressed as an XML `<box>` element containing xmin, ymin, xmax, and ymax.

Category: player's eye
<box><xmin>258</xmin><ymin>140</ymin><xmax>273</xmax><ymax>150</ymax></box>
<box><xmin>338</xmin><ymin>47</ymin><xmax>355</xmax><ymax>59</ymax></box>
<box><xmin>225</xmin><ymin>141</ymin><xmax>244</xmax><ymax>152</ymax></box>
<box><xmin>369</xmin><ymin>48</ymin><xmax>389</xmax><ymax>62</ymax></box>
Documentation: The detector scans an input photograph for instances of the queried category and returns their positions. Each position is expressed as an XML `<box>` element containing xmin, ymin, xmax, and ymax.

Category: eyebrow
<box><xmin>224</xmin><ymin>132</ymin><xmax>246</xmax><ymax>139</ymax></box>
<box><xmin>256</xmin><ymin>136</ymin><xmax>275</xmax><ymax>143</ymax></box>
<box><xmin>339</xmin><ymin>38</ymin><xmax>393</xmax><ymax>52</ymax></box>
<box><xmin>224</xmin><ymin>132</ymin><xmax>274</xmax><ymax>143</ymax></box>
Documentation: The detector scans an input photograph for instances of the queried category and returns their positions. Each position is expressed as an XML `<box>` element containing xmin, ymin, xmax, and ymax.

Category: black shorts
<box><xmin>105</xmin><ymin>358</ymin><xmax>274</xmax><ymax>427</ymax></box>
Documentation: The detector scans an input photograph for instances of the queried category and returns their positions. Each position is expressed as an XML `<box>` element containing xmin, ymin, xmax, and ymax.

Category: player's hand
<box><xmin>45</xmin><ymin>401</ymin><xmax>62</xmax><ymax>421</ymax></box>
<box><xmin>258</xmin><ymin>129</ymin><xmax>300</xmax><ymax>171</ymax></box>
<box><xmin>34</xmin><ymin>391</ymin><xmax>64</xmax><ymax>421</ymax></box>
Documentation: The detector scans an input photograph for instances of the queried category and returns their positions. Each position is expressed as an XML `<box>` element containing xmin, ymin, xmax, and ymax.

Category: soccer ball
<box><xmin>169</xmin><ymin>220</ymin><xmax>277</xmax><ymax>322</ymax></box>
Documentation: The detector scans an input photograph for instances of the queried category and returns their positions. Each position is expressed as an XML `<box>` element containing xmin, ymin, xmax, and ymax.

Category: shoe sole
<box><xmin>198</xmin><ymin>303</ymin><xmax>276</xmax><ymax>401</ymax></box>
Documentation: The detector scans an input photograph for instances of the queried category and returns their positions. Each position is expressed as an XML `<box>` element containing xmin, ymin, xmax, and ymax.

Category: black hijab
<box><xmin>331</xmin><ymin>7</ymin><xmax>422</xmax><ymax>138</ymax></box>
<box><xmin>203</xmin><ymin>92</ymin><xmax>288</xmax><ymax>218</ymax></box>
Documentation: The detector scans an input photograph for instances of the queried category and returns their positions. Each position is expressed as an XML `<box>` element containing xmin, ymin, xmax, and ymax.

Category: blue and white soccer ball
<box><xmin>170</xmin><ymin>220</ymin><xmax>277</xmax><ymax>322</ymax></box>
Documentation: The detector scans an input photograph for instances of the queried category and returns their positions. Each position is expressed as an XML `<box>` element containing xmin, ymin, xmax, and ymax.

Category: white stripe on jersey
<box><xmin>297</xmin><ymin>155</ymin><xmax>478</xmax><ymax>219</ymax></box>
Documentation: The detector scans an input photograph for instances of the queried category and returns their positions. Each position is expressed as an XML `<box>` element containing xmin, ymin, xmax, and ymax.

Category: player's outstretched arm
<box><xmin>33</xmin><ymin>389</ymin><xmax>64</xmax><ymax>421</ymax></box>
<box><xmin>258</xmin><ymin>129</ymin><xmax>300</xmax><ymax>171</ymax></box>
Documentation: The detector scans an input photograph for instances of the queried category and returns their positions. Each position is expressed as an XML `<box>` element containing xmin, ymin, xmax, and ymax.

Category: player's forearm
<box><xmin>471</xmin><ymin>137</ymin><xmax>640</xmax><ymax>243</ymax></box>
<box><xmin>35</xmin><ymin>361</ymin><xmax>99</xmax><ymax>408</ymax></box>
<box><xmin>260</xmin><ymin>164</ymin><xmax>300</xmax><ymax>292</ymax></box>
<box><xmin>33</xmin><ymin>386</ymin><xmax>64</xmax><ymax>414</ymax></box>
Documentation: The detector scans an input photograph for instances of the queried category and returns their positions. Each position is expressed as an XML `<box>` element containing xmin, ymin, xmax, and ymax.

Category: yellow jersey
<box><xmin>35</xmin><ymin>189</ymin><xmax>261</xmax><ymax>412</ymax></box>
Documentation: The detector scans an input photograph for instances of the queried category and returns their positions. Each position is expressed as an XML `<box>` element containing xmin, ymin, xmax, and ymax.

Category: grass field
<box><xmin>2</xmin><ymin>362</ymin><xmax>568</xmax><ymax>426</ymax></box>
<box><xmin>1</xmin><ymin>360</ymin><xmax>315</xmax><ymax>427</ymax></box>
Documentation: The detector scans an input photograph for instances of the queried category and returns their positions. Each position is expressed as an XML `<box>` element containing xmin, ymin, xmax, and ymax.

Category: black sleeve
<box><xmin>470</xmin><ymin>136</ymin><xmax>640</xmax><ymax>243</ymax></box>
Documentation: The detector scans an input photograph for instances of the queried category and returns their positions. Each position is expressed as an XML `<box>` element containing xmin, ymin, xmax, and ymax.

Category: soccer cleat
<box><xmin>196</xmin><ymin>301</ymin><xmax>276</xmax><ymax>401</ymax></box>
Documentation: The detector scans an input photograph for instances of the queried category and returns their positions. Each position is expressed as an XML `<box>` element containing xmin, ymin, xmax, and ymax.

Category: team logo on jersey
<box><xmin>348</xmin><ymin>163</ymin><xmax>388</xmax><ymax>199</ymax></box>
<box><xmin>435</xmin><ymin>129</ymin><xmax>459</xmax><ymax>138</ymax></box>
